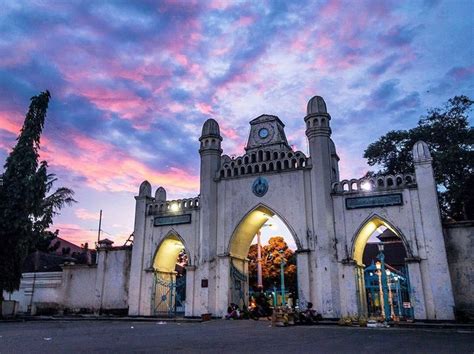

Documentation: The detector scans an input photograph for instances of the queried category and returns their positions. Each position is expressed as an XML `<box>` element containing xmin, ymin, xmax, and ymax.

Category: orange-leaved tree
<box><xmin>248</xmin><ymin>236</ymin><xmax>296</xmax><ymax>291</ymax></box>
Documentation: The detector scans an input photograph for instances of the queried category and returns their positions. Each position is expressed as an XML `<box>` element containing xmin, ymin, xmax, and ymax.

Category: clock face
<box><xmin>258</xmin><ymin>128</ymin><xmax>269</xmax><ymax>139</ymax></box>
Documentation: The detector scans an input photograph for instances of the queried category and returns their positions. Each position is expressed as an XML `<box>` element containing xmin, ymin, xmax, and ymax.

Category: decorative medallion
<box><xmin>252</xmin><ymin>176</ymin><xmax>268</xmax><ymax>197</ymax></box>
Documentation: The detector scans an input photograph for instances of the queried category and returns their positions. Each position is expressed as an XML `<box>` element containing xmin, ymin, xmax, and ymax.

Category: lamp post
<box><xmin>256</xmin><ymin>223</ymin><xmax>274</xmax><ymax>290</ymax></box>
<box><xmin>376</xmin><ymin>243</ymin><xmax>391</xmax><ymax>321</ymax></box>
<box><xmin>273</xmin><ymin>283</ymin><xmax>277</xmax><ymax>307</ymax></box>
<box><xmin>386</xmin><ymin>270</ymin><xmax>396</xmax><ymax>319</ymax></box>
<box><xmin>279</xmin><ymin>250</ymin><xmax>286</xmax><ymax>306</ymax></box>
<box><xmin>394</xmin><ymin>275</ymin><xmax>402</xmax><ymax>317</ymax></box>
<box><xmin>256</xmin><ymin>230</ymin><xmax>263</xmax><ymax>290</ymax></box>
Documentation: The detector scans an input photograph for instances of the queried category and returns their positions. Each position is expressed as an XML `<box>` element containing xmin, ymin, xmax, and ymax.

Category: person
<box><xmin>288</xmin><ymin>291</ymin><xmax>295</xmax><ymax>309</ymax></box>
<box><xmin>225</xmin><ymin>303</ymin><xmax>240</xmax><ymax>320</ymax></box>
<box><xmin>252</xmin><ymin>292</ymin><xmax>272</xmax><ymax>320</ymax></box>
<box><xmin>299</xmin><ymin>302</ymin><xmax>321</xmax><ymax>325</ymax></box>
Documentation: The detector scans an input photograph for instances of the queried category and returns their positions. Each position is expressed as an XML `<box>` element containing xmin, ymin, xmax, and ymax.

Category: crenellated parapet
<box><xmin>147</xmin><ymin>197</ymin><xmax>200</xmax><ymax>216</ymax></box>
<box><xmin>136</xmin><ymin>182</ymin><xmax>200</xmax><ymax>215</ymax></box>
<box><xmin>332</xmin><ymin>173</ymin><xmax>416</xmax><ymax>194</ymax></box>
<box><xmin>217</xmin><ymin>149</ymin><xmax>310</xmax><ymax>179</ymax></box>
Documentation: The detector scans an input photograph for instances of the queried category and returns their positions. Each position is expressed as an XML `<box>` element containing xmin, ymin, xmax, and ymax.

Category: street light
<box><xmin>376</xmin><ymin>243</ymin><xmax>391</xmax><ymax>321</ymax></box>
<box><xmin>386</xmin><ymin>269</ymin><xmax>396</xmax><ymax>319</ymax></box>
<box><xmin>256</xmin><ymin>222</ymin><xmax>275</xmax><ymax>290</ymax></box>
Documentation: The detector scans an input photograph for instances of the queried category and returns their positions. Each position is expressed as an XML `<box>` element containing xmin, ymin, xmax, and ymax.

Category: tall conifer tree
<box><xmin>0</xmin><ymin>91</ymin><xmax>75</xmax><ymax>298</ymax></box>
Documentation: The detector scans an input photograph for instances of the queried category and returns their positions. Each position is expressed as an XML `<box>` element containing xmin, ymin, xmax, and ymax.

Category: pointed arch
<box><xmin>227</xmin><ymin>203</ymin><xmax>302</xmax><ymax>260</ymax></box>
<box><xmin>152</xmin><ymin>229</ymin><xmax>190</xmax><ymax>272</ymax></box>
<box><xmin>351</xmin><ymin>213</ymin><xmax>412</xmax><ymax>266</ymax></box>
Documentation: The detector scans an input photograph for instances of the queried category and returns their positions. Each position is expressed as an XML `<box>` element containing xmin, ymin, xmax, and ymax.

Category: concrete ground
<box><xmin>0</xmin><ymin>319</ymin><xmax>472</xmax><ymax>353</ymax></box>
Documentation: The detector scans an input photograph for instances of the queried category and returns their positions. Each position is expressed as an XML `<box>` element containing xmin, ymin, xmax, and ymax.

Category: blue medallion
<box><xmin>252</xmin><ymin>176</ymin><xmax>268</xmax><ymax>197</ymax></box>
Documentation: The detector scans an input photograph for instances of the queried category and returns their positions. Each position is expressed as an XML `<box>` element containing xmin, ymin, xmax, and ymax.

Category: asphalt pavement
<box><xmin>0</xmin><ymin>319</ymin><xmax>472</xmax><ymax>353</ymax></box>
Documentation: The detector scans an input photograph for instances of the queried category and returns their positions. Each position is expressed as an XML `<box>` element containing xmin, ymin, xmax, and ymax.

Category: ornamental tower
<box><xmin>198</xmin><ymin>119</ymin><xmax>222</xmax><ymax>313</ymax></box>
<box><xmin>304</xmin><ymin>95</ymin><xmax>340</xmax><ymax>316</ymax></box>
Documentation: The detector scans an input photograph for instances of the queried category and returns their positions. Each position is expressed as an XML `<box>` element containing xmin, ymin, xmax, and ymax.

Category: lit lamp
<box><xmin>170</xmin><ymin>203</ymin><xmax>179</xmax><ymax>212</ymax></box>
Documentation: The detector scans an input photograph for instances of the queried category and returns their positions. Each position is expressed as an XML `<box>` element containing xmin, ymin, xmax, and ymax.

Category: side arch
<box><xmin>152</xmin><ymin>229</ymin><xmax>191</xmax><ymax>273</ymax></box>
<box><xmin>350</xmin><ymin>213</ymin><xmax>413</xmax><ymax>266</ymax></box>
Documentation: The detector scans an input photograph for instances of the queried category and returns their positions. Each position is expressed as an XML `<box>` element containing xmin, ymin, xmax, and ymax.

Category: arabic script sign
<box><xmin>154</xmin><ymin>214</ymin><xmax>191</xmax><ymax>226</ymax></box>
<box><xmin>345</xmin><ymin>194</ymin><xmax>403</xmax><ymax>210</ymax></box>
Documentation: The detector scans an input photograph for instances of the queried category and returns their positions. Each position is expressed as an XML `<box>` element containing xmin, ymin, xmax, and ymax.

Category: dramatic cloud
<box><xmin>0</xmin><ymin>0</ymin><xmax>472</xmax><ymax>246</ymax></box>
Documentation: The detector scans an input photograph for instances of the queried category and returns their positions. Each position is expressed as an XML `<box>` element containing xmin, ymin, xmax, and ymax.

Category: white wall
<box><xmin>4</xmin><ymin>248</ymin><xmax>132</xmax><ymax>314</ymax></box>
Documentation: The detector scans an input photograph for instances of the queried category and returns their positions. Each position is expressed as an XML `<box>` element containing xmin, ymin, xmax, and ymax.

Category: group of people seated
<box><xmin>225</xmin><ymin>292</ymin><xmax>322</xmax><ymax>324</ymax></box>
<box><xmin>298</xmin><ymin>302</ymin><xmax>322</xmax><ymax>324</ymax></box>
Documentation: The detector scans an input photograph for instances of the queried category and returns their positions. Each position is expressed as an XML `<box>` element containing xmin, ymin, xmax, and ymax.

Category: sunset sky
<box><xmin>1</xmin><ymin>0</ymin><xmax>473</xmax><ymax>247</ymax></box>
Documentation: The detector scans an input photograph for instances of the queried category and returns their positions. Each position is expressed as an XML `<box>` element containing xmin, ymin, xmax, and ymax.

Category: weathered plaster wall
<box><xmin>62</xmin><ymin>265</ymin><xmax>98</xmax><ymax>310</ymax></box>
<box><xmin>443</xmin><ymin>222</ymin><xmax>474</xmax><ymax>318</ymax></box>
<box><xmin>96</xmin><ymin>248</ymin><xmax>131</xmax><ymax>310</ymax></box>
<box><xmin>3</xmin><ymin>272</ymin><xmax>63</xmax><ymax>313</ymax></box>
<box><xmin>4</xmin><ymin>248</ymin><xmax>132</xmax><ymax>314</ymax></box>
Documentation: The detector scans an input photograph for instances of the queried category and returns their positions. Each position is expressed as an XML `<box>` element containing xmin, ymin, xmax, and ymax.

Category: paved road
<box><xmin>0</xmin><ymin>320</ymin><xmax>472</xmax><ymax>353</ymax></box>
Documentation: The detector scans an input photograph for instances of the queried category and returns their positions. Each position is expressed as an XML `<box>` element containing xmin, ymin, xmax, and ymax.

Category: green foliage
<box><xmin>0</xmin><ymin>91</ymin><xmax>76</xmax><ymax>294</ymax></box>
<box><xmin>364</xmin><ymin>96</ymin><xmax>473</xmax><ymax>220</ymax></box>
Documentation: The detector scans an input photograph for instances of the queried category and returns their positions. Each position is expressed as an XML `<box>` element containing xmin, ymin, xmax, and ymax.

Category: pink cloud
<box><xmin>50</xmin><ymin>223</ymin><xmax>97</xmax><ymax>247</ymax></box>
<box><xmin>236</xmin><ymin>16</ymin><xmax>255</xmax><ymax>27</ymax></box>
<box><xmin>40</xmin><ymin>130</ymin><xmax>200</xmax><ymax>195</ymax></box>
<box><xmin>0</xmin><ymin>111</ymin><xmax>22</xmax><ymax>135</ymax></box>
<box><xmin>196</xmin><ymin>102</ymin><xmax>214</xmax><ymax>115</ymax></box>
<box><xmin>75</xmin><ymin>208</ymin><xmax>100</xmax><ymax>221</ymax></box>
<box><xmin>208</xmin><ymin>0</ymin><xmax>232</xmax><ymax>10</ymax></box>
<box><xmin>448</xmin><ymin>66</ymin><xmax>474</xmax><ymax>81</ymax></box>
<box><xmin>220</xmin><ymin>124</ymin><xmax>239</xmax><ymax>140</ymax></box>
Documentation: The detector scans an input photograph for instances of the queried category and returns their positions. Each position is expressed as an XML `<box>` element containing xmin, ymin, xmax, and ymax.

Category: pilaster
<box><xmin>413</xmin><ymin>141</ymin><xmax>455</xmax><ymax>319</ymax></box>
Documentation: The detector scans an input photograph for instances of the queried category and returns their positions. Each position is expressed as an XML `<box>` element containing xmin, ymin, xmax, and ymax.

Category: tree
<box><xmin>0</xmin><ymin>91</ymin><xmax>75</xmax><ymax>299</ymax></box>
<box><xmin>364</xmin><ymin>96</ymin><xmax>473</xmax><ymax>220</ymax></box>
<box><xmin>248</xmin><ymin>236</ymin><xmax>297</xmax><ymax>290</ymax></box>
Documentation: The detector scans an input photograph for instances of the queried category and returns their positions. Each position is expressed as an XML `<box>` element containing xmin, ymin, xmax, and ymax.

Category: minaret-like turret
<box><xmin>304</xmin><ymin>95</ymin><xmax>340</xmax><ymax>317</ymax></box>
<box><xmin>199</xmin><ymin>119</ymin><xmax>222</xmax><ymax>261</ymax></box>
<box><xmin>412</xmin><ymin>141</ymin><xmax>455</xmax><ymax>319</ymax></box>
<box><xmin>198</xmin><ymin>119</ymin><xmax>222</xmax><ymax>313</ymax></box>
<box><xmin>128</xmin><ymin>180</ymin><xmax>152</xmax><ymax>315</ymax></box>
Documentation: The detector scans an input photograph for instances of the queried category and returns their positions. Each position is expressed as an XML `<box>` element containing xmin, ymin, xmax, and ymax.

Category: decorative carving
<box><xmin>252</xmin><ymin>176</ymin><xmax>268</xmax><ymax>197</ymax></box>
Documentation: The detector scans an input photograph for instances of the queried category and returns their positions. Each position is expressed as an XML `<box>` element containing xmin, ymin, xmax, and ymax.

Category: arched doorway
<box><xmin>152</xmin><ymin>232</ymin><xmax>189</xmax><ymax>317</ymax></box>
<box><xmin>228</xmin><ymin>205</ymin><xmax>300</xmax><ymax>311</ymax></box>
<box><xmin>352</xmin><ymin>215</ymin><xmax>413</xmax><ymax>321</ymax></box>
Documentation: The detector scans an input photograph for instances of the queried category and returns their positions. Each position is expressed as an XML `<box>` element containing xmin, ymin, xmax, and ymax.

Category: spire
<box><xmin>138</xmin><ymin>180</ymin><xmax>152</xmax><ymax>197</ymax></box>
<box><xmin>412</xmin><ymin>141</ymin><xmax>432</xmax><ymax>163</ymax></box>
<box><xmin>199</xmin><ymin>118</ymin><xmax>222</xmax><ymax>154</ymax></box>
<box><xmin>155</xmin><ymin>186</ymin><xmax>166</xmax><ymax>201</ymax></box>
<box><xmin>304</xmin><ymin>95</ymin><xmax>331</xmax><ymax>139</ymax></box>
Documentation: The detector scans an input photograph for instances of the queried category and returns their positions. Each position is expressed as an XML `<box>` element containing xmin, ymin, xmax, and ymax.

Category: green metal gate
<box><xmin>152</xmin><ymin>272</ymin><xmax>186</xmax><ymax>317</ymax></box>
<box><xmin>230</xmin><ymin>262</ymin><xmax>248</xmax><ymax>309</ymax></box>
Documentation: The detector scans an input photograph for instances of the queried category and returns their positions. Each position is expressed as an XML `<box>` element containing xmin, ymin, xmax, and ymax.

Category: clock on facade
<box><xmin>258</xmin><ymin>128</ymin><xmax>269</xmax><ymax>139</ymax></box>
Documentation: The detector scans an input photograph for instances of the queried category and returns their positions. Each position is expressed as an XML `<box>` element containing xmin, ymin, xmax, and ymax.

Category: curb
<box><xmin>1</xmin><ymin>316</ymin><xmax>202</xmax><ymax>323</ymax></box>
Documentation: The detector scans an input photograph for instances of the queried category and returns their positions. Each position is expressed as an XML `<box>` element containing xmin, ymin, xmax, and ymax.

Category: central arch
<box><xmin>227</xmin><ymin>204</ymin><xmax>303</xmax><ymax>310</ymax></box>
<box><xmin>228</xmin><ymin>204</ymin><xmax>301</xmax><ymax>259</ymax></box>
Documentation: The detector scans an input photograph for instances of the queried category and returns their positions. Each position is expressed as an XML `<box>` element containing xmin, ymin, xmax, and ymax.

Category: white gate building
<box><xmin>128</xmin><ymin>95</ymin><xmax>455</xmax><ymax>320</ymax></box>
